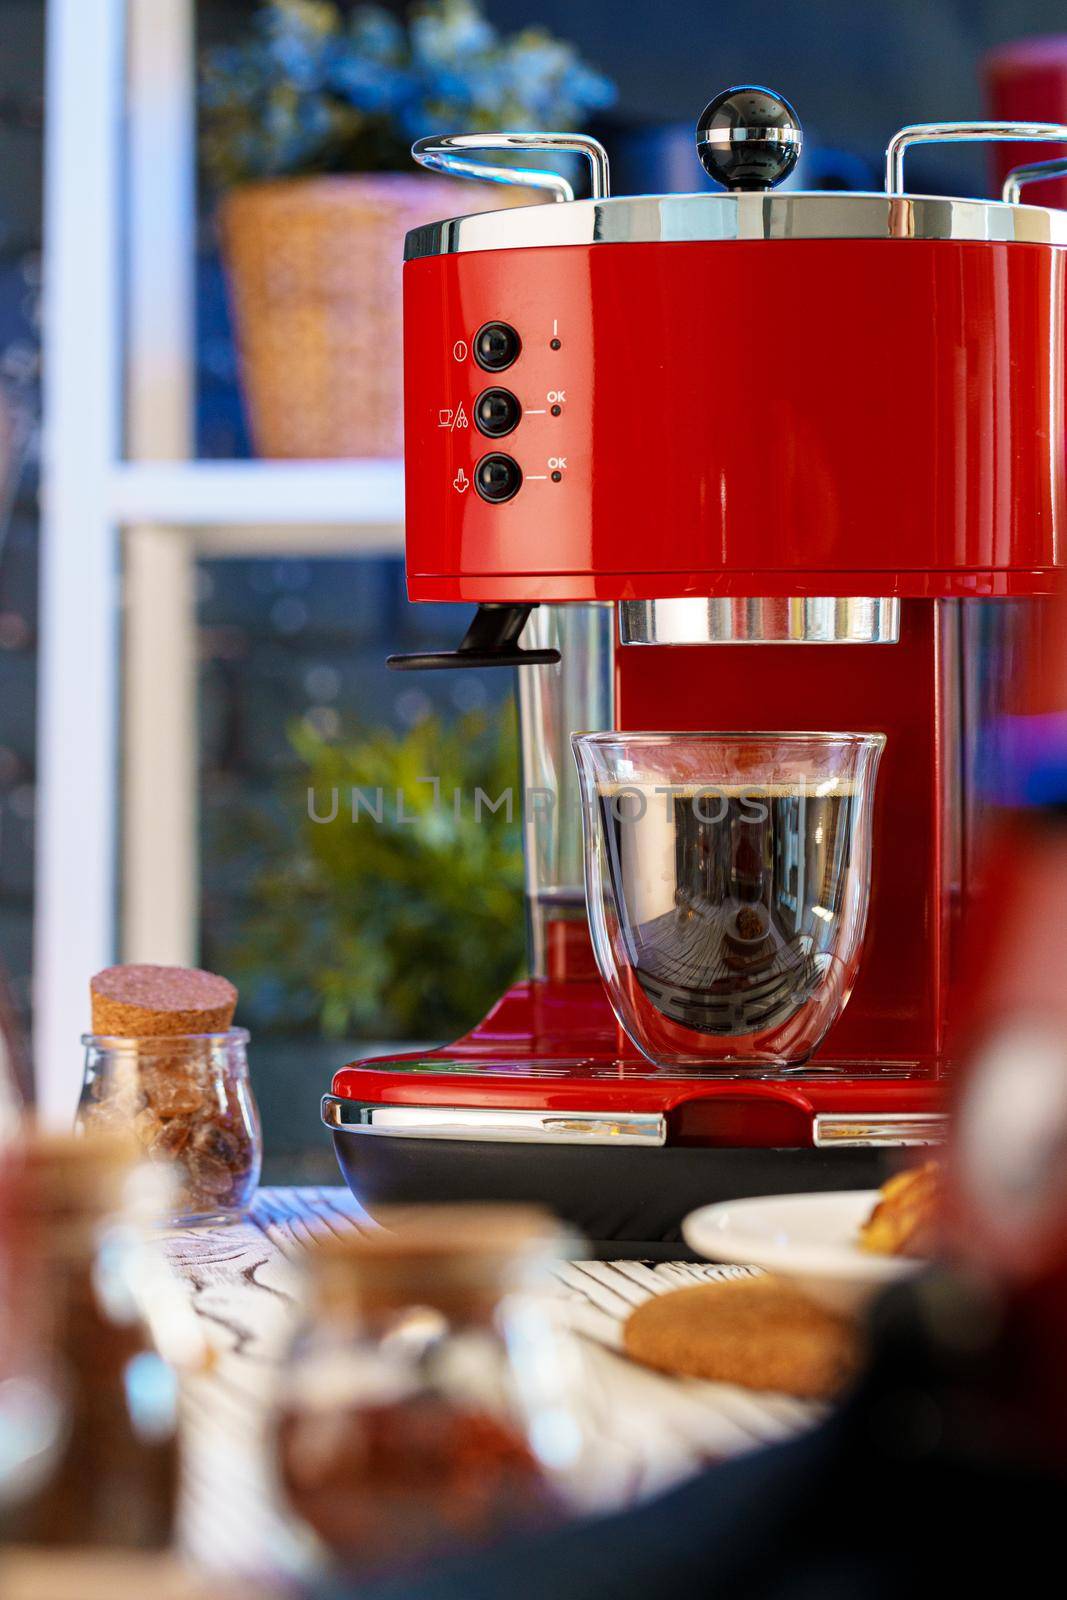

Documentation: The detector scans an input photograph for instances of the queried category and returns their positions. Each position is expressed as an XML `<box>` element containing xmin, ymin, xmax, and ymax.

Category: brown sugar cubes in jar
<box><xmin>78</xmin><ymin>964</ymin><xmax>262</xmax><ymax>1224</ymax></box>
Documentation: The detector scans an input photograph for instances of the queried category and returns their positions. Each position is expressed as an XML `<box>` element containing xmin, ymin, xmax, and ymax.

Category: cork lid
<box><xmin>7</xmin><ymin>1127</ymin><xmax>150</xmax><ymax>1245</ymax></box>
<box><xmin>90</xmin><ymin>964</ymin><xmax>237</xmax><ymax>1038</ymax></box>
<box><xmin>308</xmin><ymin>1204</ymin><xmax>571</xmax><ymax>1320</ymax></box>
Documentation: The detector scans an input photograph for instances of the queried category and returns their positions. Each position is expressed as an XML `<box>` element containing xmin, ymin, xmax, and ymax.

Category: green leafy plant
<box><xmin>218</xmin><ymin>705</ymin><xmax>526</xmax><ymax>1041</ymax></box>
<box><xmin>201</xmin><ymin>0</ymin><xmax>615</xmax><ymax>188</ymax></box>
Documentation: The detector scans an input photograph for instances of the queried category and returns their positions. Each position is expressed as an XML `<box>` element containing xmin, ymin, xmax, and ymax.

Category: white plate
<box><xmin>682</xmin><ymin>1190</ymin><xmax>923</xmax><ymax>1313</ymax></box>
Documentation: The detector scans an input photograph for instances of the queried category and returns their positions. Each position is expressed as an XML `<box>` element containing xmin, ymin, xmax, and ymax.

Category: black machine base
<box><xmin>332</xmin><ymin>1131</ymin><xmax>896</xmax><ymax>1257</ymax></box>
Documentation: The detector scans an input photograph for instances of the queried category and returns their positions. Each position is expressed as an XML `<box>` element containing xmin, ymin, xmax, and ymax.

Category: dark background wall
<box><xmin>200</xmin><ymin>0</ymin><xmax>1067</xmax><ymax>189</ymax></box>
<box><xmin>0</xmin><ymin>0</ymin><xmax>43</xmax><ymax>1039</ymax></box>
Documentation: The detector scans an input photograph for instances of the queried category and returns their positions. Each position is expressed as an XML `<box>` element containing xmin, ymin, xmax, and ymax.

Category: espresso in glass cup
<box><xmin>572</xmin><ymin>731</ymin><xmax>886</xmax><ymax>1070</ymax></box>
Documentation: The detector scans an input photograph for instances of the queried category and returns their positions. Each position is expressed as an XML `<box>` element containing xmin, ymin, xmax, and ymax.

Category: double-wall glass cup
<box><xmin>572</xmin><ymin>732</ymin><xmax>886</xmax><ymax>1070</ymax></box>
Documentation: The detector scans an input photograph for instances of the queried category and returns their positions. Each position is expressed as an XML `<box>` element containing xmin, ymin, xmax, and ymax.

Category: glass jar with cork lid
<box><xmin>275</xmin><ymin>1205</ymin><xmax>587</xmax><ymax>1583</ymax></box>
<box><xmin>77</xmin><ymin>965</ymin><xmax>262</xmax><ymax>1225</ymax></box>
<box><xmin>0</xmin><ymin>1129</ymin><xmax>183</xmax><ymax>1548</ymax></box>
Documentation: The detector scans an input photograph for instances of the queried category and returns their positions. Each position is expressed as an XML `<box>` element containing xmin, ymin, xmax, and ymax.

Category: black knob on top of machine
<box><xmin>696</xmin><ymin>85</ymin><xmax>802</xmax><ymax>191</ymax></box>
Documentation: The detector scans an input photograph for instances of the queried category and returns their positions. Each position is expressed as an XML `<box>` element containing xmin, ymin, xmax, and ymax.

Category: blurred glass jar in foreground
<box><xmin>275</xmin><ymin>1205</ymin><xmax>584</xmax><ymax>1582</ymax></box>
<box><xmin>0</xmin><ymin>1131</ymin><xmax>181</xmax><ymax>1549</ymax></box>
<box><xmin>0</xmin><ymin>1146</ymin><xmax>62</xmax><ymax>1519</ymax></box>
<box><xmin>77</xmin><ymin>1029</ymin><xmax>262</xmax><ymax>1224</ymax></box>
<box><xmin>0</xmin><ymin>1548</ymin><xmax>294</xmax><ymax>1600</ymax></box>
<box><xmin>0</xmin><ymin>959</ymin><xmax>29</xmax><ymax>1147</ymax></box>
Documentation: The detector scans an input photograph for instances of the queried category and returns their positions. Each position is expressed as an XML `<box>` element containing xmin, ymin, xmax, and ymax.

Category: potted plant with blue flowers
<box><xmin>201</xmin><ymin>0</ymin><xmax>614</xmax><ymax>458</ymax></box>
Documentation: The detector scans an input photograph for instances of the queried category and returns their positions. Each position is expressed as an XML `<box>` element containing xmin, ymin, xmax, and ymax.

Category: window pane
<box><xmin>198</xmin><ymin>554</ymin><xmax>523</xmax><ymax>1183</ymax></box>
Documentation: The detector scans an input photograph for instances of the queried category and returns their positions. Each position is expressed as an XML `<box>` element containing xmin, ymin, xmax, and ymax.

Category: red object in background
<box><xmin>949</xmin><ymin>818</ymin><xmax>1067</xmax><ymax>1271</ymax></box>
<box><xmin>949</xmin><ymin>594</ymin><xmax>1067</xmax><ymax>1276</ymax></box>
<box><xmin>985</xmin><ymin>36</ymin><xmax>1067</xmax><ymax>209</ymax></box>
<box><xmin>940</xmin><ymin>591</ymin><xmax>1067</xmax><ymax>1443</ymax></box>
<box><xmin>403</xmin><ymin>239</ymin><xmax>1064</xmax><ymax>603</ymax></box>
<box><xmin>945</xmin><ymin>811</ymin><xmax>1067</xmax><ymax>1451</ymax></box>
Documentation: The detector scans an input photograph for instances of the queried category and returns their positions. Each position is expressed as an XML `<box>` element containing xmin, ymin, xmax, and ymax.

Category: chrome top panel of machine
<box><xmin>404</xmin><ymin>190</ymin><xmax>1067</xmax><ymax>260</ymax></box>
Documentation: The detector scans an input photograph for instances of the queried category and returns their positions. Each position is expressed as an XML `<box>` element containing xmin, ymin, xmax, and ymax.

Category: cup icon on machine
<box><xmin>572</xmin><ymin>731</ymin><xmax>886</xmax><ymax>1071</ymax></box>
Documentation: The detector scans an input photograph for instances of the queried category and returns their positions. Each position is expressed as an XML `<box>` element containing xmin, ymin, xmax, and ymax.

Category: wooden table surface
<box><xmin>161</xmin><ymin>1188</ymin><xmax>819</xmax><ymax>1582</ymax></box>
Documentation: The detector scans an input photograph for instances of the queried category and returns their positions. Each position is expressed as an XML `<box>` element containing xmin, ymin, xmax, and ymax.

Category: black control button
<box><xmin>474</xmin><ymin>453</ymin><xmax>522</xmax><ymax>503</ymax></box>
<box><xmin>474</xmin><ymin>321</ymin><xmax>521</xmax><ymax>372</ymax></box>
<box><xmin>474</xmin><ymin>387</ymin><xmax>521</xmax><ymax>438</ymax></box>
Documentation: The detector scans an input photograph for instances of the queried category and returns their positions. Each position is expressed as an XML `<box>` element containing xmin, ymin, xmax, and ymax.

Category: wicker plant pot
<box><xmin>219</xmin><ymin>175</ymin><xmax>535</xmax><ymax>459</ymax></box>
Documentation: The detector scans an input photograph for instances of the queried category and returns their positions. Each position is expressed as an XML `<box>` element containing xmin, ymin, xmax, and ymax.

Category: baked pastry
<box><xmin>858</xmin><ymin>1160</ymin><xmax>942</xmax><ymax>1258</ymax></box>
<box><xmin>622</xmin><ymin>1276</ymin><xmax>861</xmax><ymax>1400</ymax></box>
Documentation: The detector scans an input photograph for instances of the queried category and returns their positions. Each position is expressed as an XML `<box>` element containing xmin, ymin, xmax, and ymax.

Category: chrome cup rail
<box><xmin>1002</xmin><ymin>155</ymin><xmax>1067</xmax><ymax>204</ymax></box>
<box><xmin>411</xmin><ymin>131</ymin><xmax>611</xmax><ymax>202</ymax></box>
<box><xmin>885</xmin><ymin>119</ymin><xmax>1067</xmax><ymax>196</ymax></box>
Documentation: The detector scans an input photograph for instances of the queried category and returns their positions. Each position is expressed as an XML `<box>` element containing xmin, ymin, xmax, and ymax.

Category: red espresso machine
<box><xmin>323</xmin><ymin>88</ymin><xmax>1067</xmax><ymax>1248</ymax></box>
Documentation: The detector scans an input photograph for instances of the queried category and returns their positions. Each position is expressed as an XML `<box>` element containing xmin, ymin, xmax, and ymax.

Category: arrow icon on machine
<box><xmin>453</xmin><ymin>468</ymin><xmax>470</xmax><ymax>493</ymax></box>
